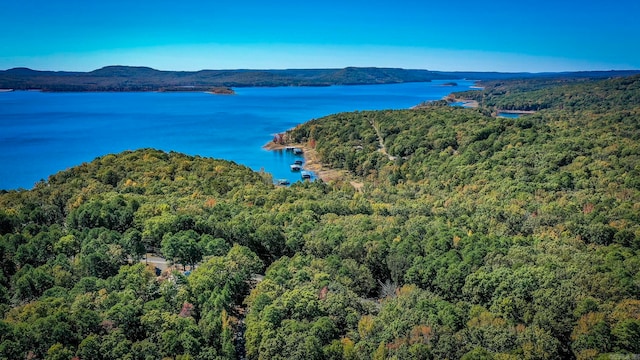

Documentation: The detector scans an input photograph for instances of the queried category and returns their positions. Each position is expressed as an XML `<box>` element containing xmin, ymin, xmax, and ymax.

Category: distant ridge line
<box><xmin>1</xmin><ymin>65</ymin><xmax>638</xmax><ymax>92</ymax></box>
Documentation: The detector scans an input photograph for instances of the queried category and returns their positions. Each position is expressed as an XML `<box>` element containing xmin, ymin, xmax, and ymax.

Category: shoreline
<box><xmin>263</xmin><ymin>141</ymin><xmax>348</xmax><ymax>183</ymax></box>
<box><xmin>452</xmin><ymin>98</ymin><xmax>479</xmax><ymax>108</ymax></box>
<box><xmin>447</xmin><ymin>94</ymin><xmax>479</xmax><ymax>108</ymax></box>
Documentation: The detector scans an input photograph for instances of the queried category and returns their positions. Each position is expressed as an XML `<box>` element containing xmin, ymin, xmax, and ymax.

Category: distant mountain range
<box><xmin>0</xmin><ymin>65</ymin><xmax>638</xmax><ymax>91</ymax></box>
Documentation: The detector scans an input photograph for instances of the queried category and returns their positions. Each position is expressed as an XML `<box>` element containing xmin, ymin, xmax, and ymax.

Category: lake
<box><xmin>0</xmin><ymin>80</ymin><xmax>477</xmax><ymax>190</ymax></box>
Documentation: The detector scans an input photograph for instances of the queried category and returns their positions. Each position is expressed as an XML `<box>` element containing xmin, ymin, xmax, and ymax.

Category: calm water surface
<box><xmin>0</xmin><ymin>80</ymin><xmax>476</xmax><ymax>189</ymax></box>
<box><xmin>497</xmin><ymin>112</ymin><xmax>524</xmax><ymax>118</ymax></box>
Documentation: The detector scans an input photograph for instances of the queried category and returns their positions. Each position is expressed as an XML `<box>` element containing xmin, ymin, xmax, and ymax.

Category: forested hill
<box><xmin>0</xmin><ymin>65</ymin><xmax>638</xmax><ymax>91</ymax></box>
<box><xmin>0</xmin><ymin>66</ymin><xmax>449</xmax><ymax>91</ymax></box>
<box><xmin>453</xmin><ymin>74</ymin><xmax>640</xmax><ymax>111</ymax></box>
<box><xmin>1</xmin><ymin>75</ymin><xmax>639</xmax><ymax>359</ymax></box>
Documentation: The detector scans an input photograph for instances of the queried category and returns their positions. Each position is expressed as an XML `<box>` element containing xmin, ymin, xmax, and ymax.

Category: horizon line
<box><xmin>3</xmin><ymin>65</ymin><xmax>640</xmax><ymax>74</ymax></box>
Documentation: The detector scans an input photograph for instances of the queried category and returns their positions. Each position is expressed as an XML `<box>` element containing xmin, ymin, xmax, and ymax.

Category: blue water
<box><xmin>0</xmin><ymin>80</ymin><xmax>477</xmax><ymax>190</ymax></box>
<box><xmin>497</xmin><ymin>112</ymin><xmax>523</xmax><ymax>118</ymax></box>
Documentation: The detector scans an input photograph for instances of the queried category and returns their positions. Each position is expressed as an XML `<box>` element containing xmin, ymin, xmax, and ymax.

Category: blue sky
<box><xmin>1</xmin><ymin>0</ymin><xmax>639</xmax><ymax>72</ymax></box>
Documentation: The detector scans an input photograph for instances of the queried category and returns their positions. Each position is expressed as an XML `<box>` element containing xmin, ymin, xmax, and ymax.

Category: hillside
<box><xmin>0</xmin><ymin>66</ymin><xmax>450</xmax><ymax>91</ymax></box>
<box><xmin>453</xmin><ymin>75</ymin><xmax>640</xmax><ymax>112</ymax></box>
<box><xmin>0</xmin><ymin>75</ymin><xmax>639</xmax><ymax>359</ymax></box>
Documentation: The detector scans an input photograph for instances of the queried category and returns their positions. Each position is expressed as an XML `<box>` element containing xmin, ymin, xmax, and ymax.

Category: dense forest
<box><xmin>1</xmin><ymin>75</ymin><xmax>639</xmax><ymax>359</ymax></box>
<box><xmin>453</xmin><ymin>75</ymin><xmax>640</xmax><ymax>112</ymax></box>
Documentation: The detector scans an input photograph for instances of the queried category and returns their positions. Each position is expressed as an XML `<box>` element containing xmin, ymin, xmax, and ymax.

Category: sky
<box><xmin>1</xmin><ymin>0</ymin><xmax>639</xmax><ymax>72</ymax></box>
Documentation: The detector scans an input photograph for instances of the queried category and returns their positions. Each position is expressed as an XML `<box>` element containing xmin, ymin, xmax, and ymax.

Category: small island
<box><xmin>209</xmin><ymin>86</ymin><xmax>235</xmax><ymax>95</ymax></box>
